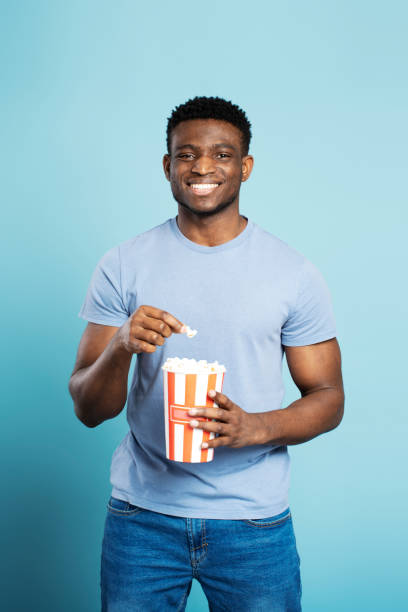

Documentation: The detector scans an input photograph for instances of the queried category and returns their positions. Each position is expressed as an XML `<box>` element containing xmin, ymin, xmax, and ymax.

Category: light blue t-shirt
<box><xmin>78</xmin><ymin>217</ymin><xmax>337</xmax><ymax>519</ymax></box>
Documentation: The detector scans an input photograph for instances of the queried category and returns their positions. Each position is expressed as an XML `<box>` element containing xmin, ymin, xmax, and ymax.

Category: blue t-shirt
<box><xmin>78</xmin><ymin>217</ymin><xmax>337</xmax><ymax>519</ymax></box>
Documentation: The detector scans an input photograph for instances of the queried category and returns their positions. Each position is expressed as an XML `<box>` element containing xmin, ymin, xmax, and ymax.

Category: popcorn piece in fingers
<box><xmin>184</xmin><ymin>325</ymin><xmax>198</xmax><ymax>338</ymax></box>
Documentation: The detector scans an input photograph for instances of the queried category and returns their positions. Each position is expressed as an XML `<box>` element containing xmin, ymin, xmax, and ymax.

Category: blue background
<box><xmin>1</xmin><ymin>1</ymin><xmax>407</xmax><ymax>610</ymax></box>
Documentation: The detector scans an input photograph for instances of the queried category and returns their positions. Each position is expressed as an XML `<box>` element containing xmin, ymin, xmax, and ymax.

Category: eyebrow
<box><xmin>174</xmin><ymin>143</ymin><xmax>237</xmax><ymax>152</ymax></box>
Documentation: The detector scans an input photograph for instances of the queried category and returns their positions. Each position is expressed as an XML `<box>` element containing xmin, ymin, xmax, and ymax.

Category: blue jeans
<box><xmin>101</xmin><ymin>496</ymin><xmax>302</xmax><ymax>611</ymax></box>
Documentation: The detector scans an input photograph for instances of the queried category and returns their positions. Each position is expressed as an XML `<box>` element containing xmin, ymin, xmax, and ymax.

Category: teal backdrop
<box><xmin>1</xmin><ymin>1</ymin><xmax>407</xmax><ymax>610</ymax></box>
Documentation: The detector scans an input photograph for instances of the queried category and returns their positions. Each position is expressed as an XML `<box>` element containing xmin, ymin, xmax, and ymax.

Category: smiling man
<box><xmin>69</xmin><ymin>96</ymin><xmax>344</xmax><ymax>611</ymax></box>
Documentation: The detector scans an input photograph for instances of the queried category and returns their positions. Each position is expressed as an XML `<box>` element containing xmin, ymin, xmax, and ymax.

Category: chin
<box><xmin>174</xmin><ymin>193</ymin><xmax>238</xmax><ymax>218</ymax></box>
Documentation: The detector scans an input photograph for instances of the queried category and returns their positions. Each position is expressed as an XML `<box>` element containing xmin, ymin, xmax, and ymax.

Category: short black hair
<box><xmin>166</xmin><ymin>96</ymin><xmax>252</xmax><ymax>156</ymax></box>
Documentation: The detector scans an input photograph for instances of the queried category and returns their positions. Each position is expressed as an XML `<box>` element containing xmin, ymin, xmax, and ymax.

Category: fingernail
<box><xmin>201</xmin><ymin>442</ymin><xmax>208</xmax><ymax>449</ymax></box>
<box><xmin>180</xmin><ymin>325</ymin><xmax>187</xmax><ymax>333</ymax></box>
<box><xmin>208</xmin><ymin>390</ymin><xmax>216</xmax><ymax>398</ymax></box>
<box><xmin>190</xmin><ymin>420</ymin><xmax>199</xmax><ymax>428</ymax></box>
<box><xmin>189</xmin><ymin>408</ymin><xmax>197</xmax><ymax>415</ymax></box>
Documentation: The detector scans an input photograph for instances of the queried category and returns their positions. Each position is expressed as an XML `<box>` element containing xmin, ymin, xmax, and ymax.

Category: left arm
<box><xmin>258</xmin><ymin>338</ymin><xmax>344</xmax><ymax>445</ymax></box>
<box><xmin>188</xmin><ymin>338</ymin><xmax>344</xmax><ymax>449</ymax></box>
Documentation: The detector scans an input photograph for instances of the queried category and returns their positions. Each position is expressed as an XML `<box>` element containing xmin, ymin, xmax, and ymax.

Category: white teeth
<box><xmin>190</xmin><ymin>184</ymin><xmax>218</xmax><ymax>189</ymax></box>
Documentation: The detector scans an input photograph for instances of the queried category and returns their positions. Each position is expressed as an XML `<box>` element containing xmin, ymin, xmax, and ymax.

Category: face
<box><xmin>163</xmin><ymin>119</ymin><xmax>253</xmax><ymax>217</ymax></box>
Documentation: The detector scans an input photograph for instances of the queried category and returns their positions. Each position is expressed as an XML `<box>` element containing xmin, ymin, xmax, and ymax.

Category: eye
<box><xmin>216</xmin><ymin>153</ymin><xmax>231</xmax><ymax>159</ymax></box>
<box><xmin>177</xmin><ymin>153</ymin><xmax>194</xmax><ymax>160</ymax></box>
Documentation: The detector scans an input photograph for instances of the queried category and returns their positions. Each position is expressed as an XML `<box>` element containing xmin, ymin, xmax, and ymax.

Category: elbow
<box><xmin>83</xmin><ymin>419</ymin><xmax>101</xmax><ymax>429</ymax></box>
<box><xmin>332</xmin><ymin>390</ymin><xmax>345</xmax><ymax>430</ymax></box>
<box><xmin>69</xmin><ymin>377</ymin><xmax>101</xmax><ymax>428</ymax></box>
<box><xmin>74</xmin><ymin>404</ymin><xmax>102</xmax><ymax>428</ymax></box>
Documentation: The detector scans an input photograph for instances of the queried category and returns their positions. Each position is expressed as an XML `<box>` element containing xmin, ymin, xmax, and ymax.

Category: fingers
<box><xmin>188</xmin><ymin>392</ymin><xmax>239</xmax><ymax>450</ymax></box>
<box><xmin>141</xmin><ymin>316</ymin><xmax>172</xmax><ymax>339</ymax></box>
<box><xmin>208</xmin><ymin>390</ymin><xmax>234</xmax><ymax>410</ymax></box>
<box><xmin>197</xmin><ymin>422</ymin><xmax>232</xmax><ymax>450</ymax></box>
<box><xmin>188</xmin><ymin>406</ymin><xmax>225</xmax><ymax>420</ymax></box>
<box><xmin>127</xmin><ymin>338</ymin><xmax>158</xmax><ymax>354</ymax></box>
<box><xmin>132</xmin><ymin>325</ymin><xmax>165</xmax><ymax>347</ymax></box>
<box><xmin>202</xmin><ymin>436</ymin><xmax>226</xmax><ymax>450</ymax></box>
<box><xmin>137</xmin><ymin>305</ymin><xmax>185</xmax><ymax>333</ymax></box>
<box><xmin>189</xmin><ymin>418</ymin><xmax>226</xmax><ymax>435</ymax></box>
<box><xmin>125</xmin><ymin>305</ymin><xmax>187</xmax><ymax>355</ymax></box>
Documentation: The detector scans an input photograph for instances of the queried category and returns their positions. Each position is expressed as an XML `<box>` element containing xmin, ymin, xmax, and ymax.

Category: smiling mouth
<box><xmin>188</xmin><ymin>183</ymin><xmax>220</xmax><ymax>196</ymax></box>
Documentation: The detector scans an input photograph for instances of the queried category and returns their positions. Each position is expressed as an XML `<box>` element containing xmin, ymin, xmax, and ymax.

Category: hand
<box><xmin>188</xmin><ymin>390</ymin><xmax>265</xmax><ymax>449</ymax></box>
<box><xmin>116</xmin><ymin>305</ymin><xmax>186</xmax><ymax>355</ymax></box>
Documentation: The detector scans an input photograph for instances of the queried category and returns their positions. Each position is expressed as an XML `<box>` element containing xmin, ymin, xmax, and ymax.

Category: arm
<box><xmin>187</xmin><ymin>338</ymin><xmax>344</xmax><ymax>448</ymax></box>
<box><xmin>257</xmin><ymin>338</ymin><xmax>344</xmax><ymax>445</ymax></box>
<box><xmin>68</xmin><ymin>323</ymin><xmax>131</xmax><ymax>428</ymax></box>
<box><xmin>68</xmin><ymin>306</ymin><xmax>186</xmax><ymax>428</ymax></box>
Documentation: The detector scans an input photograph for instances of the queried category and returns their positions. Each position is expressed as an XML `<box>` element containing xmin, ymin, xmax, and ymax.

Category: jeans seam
<box><xmin>176</xmin><ymin>582</ymin><xmax>191</xmax><ymax>612</ymax></box>
<box><xmin>242</xmin><ymin>511</ymin><xmax>291</xmax><ymax>528</ymax></box>
<box><xmin>186</xmin><ymin>519</ymin><xmax>195</xmax><ymax>564</ymax></box>
<box><xmin>107</xmin><ymin>505</ymin><xmax>143</xmax><ymax>516</ymax></box>
<box><xmin>196</xmin><ymin>520</ymin><xmax>208</xmax><ymax>565</ymax></box>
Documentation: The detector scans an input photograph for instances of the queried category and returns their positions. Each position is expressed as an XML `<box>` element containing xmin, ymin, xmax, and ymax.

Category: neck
<box><xmin>176</xmin><ymin>205</ymin><xmax>247</xmax><ymax>247</ymax></box>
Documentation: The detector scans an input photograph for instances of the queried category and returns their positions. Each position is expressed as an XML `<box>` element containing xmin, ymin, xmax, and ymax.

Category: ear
<box><xmin>241</xmin><ymin>155</ymin><xmax>254</xmax><ymax>182</ymax></box>
<box><xmin>163</xmin><ymin>154</ymin><xmax>171</xmax><ymax>181</ymax></box>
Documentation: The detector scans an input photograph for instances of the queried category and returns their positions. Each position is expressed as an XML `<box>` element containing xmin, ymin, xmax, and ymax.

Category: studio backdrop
<box><xmin>1</xmin><ymin>2</ymin><xmax>407</xmax><ymax>611</ymax></box>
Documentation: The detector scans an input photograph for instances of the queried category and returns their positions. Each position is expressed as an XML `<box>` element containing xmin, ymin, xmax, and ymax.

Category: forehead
<box><xmin>171</xmin><ymin>119</ymin><xmax>242</xmax><ymax>151</ymax></box>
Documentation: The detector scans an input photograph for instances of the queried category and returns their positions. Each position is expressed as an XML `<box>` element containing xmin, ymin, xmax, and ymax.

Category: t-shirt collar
<box><xmin>169</xmin><ymin>215</ymin><xmax>254</xmax><ymax>254</ymax></box>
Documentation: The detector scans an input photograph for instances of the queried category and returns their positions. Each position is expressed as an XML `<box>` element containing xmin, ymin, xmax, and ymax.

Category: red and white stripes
<box><xmin>163</xmin><ymin>370</ymin><xmax>225</xmax><ymax>462</ymax></box>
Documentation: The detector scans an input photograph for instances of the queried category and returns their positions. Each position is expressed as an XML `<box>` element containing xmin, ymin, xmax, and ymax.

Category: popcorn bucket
<box><xmin>162</xmin><ymin>359</ymin><xmax>225</xmax><ymax>463</ymax></box>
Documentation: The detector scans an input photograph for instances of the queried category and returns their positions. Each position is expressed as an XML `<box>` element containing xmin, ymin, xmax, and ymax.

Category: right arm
<box><xmin>68</xmin><ymin>306</ymin><xmax>185</xmax><ymax>428</ymax></box>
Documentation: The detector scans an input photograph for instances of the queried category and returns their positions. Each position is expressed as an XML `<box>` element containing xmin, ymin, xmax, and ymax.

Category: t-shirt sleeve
<box><xmin>78</xmin><ymin>246</ymin><xmax>130</xmax><ymax>327</ymax></box>
<box><xmin>281</xmin><ymin>258</ymin><xmax>337</xmax><ymax>346</ymax></box>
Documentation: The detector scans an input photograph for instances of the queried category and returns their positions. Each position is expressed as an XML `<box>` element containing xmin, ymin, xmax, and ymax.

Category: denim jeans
<box><xmin>101</xmin><ymin>496</ymin><xmax>302</xmax><ymax>611</ymax></box>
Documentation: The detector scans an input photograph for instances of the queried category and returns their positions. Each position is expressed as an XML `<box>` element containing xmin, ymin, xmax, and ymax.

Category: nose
<box><xmin>191</xmin><ymin>155</ymin><xmax>216</xmax><ymax>175</ymax></box>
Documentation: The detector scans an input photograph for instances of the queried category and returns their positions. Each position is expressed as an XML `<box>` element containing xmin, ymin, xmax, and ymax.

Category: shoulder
<box><xmin>250</xmin><ymin>222</ymin><xmax>306</xmax><ymax>269</ymax></box>
<box><xmin>99</xmin><ymin>219</ymin><xmax>173</xmax><ymax>264</ymax></box>
<box><xmin>119</xmin><ymin>219</ymin><xmax>172</xmax><ymax>253</ymax></box>
<box><xmin>249</xmin><ymin>223</ymin><xmax>331</xmax><ymax>295</ymax></box>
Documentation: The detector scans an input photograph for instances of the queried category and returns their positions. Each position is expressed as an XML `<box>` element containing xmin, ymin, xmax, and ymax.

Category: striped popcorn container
<box><xmin>162</xmin><ymin>358</ymin><xmax>226</xmax><ymax>463</ymax></box>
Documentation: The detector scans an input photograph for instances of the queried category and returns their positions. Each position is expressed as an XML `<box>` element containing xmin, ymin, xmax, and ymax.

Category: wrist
<box><xmin>252</xmin><ymin>413</ymin><xmax>270</xmax><ymax>445</ymax></box>
<box><xmin>253</xmin><ymin>411</ymin><xmax>280</xmax><ymax>445</ymax></box>
<box><xmin>110</xmin><ymin>331</ymin><xmax>133</xmax><ymax>366</ymax></box>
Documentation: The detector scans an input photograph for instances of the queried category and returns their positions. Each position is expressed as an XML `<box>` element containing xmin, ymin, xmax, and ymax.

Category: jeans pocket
<box><xmin>107</xmin><ymin>496</ymin><xmax>145</xmax><ymax>516</ymax></box>
<box><xmin>241</xmin><ymin>507</ymin><xmax>291</xmax><ymax>528</ymax></box>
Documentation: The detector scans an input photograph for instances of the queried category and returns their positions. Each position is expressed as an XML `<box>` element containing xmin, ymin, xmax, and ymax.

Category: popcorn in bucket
<box><xmin>162</xmin><ymin>358</ymin><xmax>226</xmax><ymax>463</ymax></box>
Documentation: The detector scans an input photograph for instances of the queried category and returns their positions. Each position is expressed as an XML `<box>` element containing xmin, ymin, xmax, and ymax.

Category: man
<box><xmin>69</xmin><ymin>96</ymin><xmax>344</xmax><ymax>611</ymax></box>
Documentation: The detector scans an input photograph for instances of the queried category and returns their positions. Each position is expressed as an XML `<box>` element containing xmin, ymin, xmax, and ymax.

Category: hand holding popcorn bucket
<box><xmin>162</xmin><ymin>357</ymin><xmax>226</xmax><ymax>463</ymax></box>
